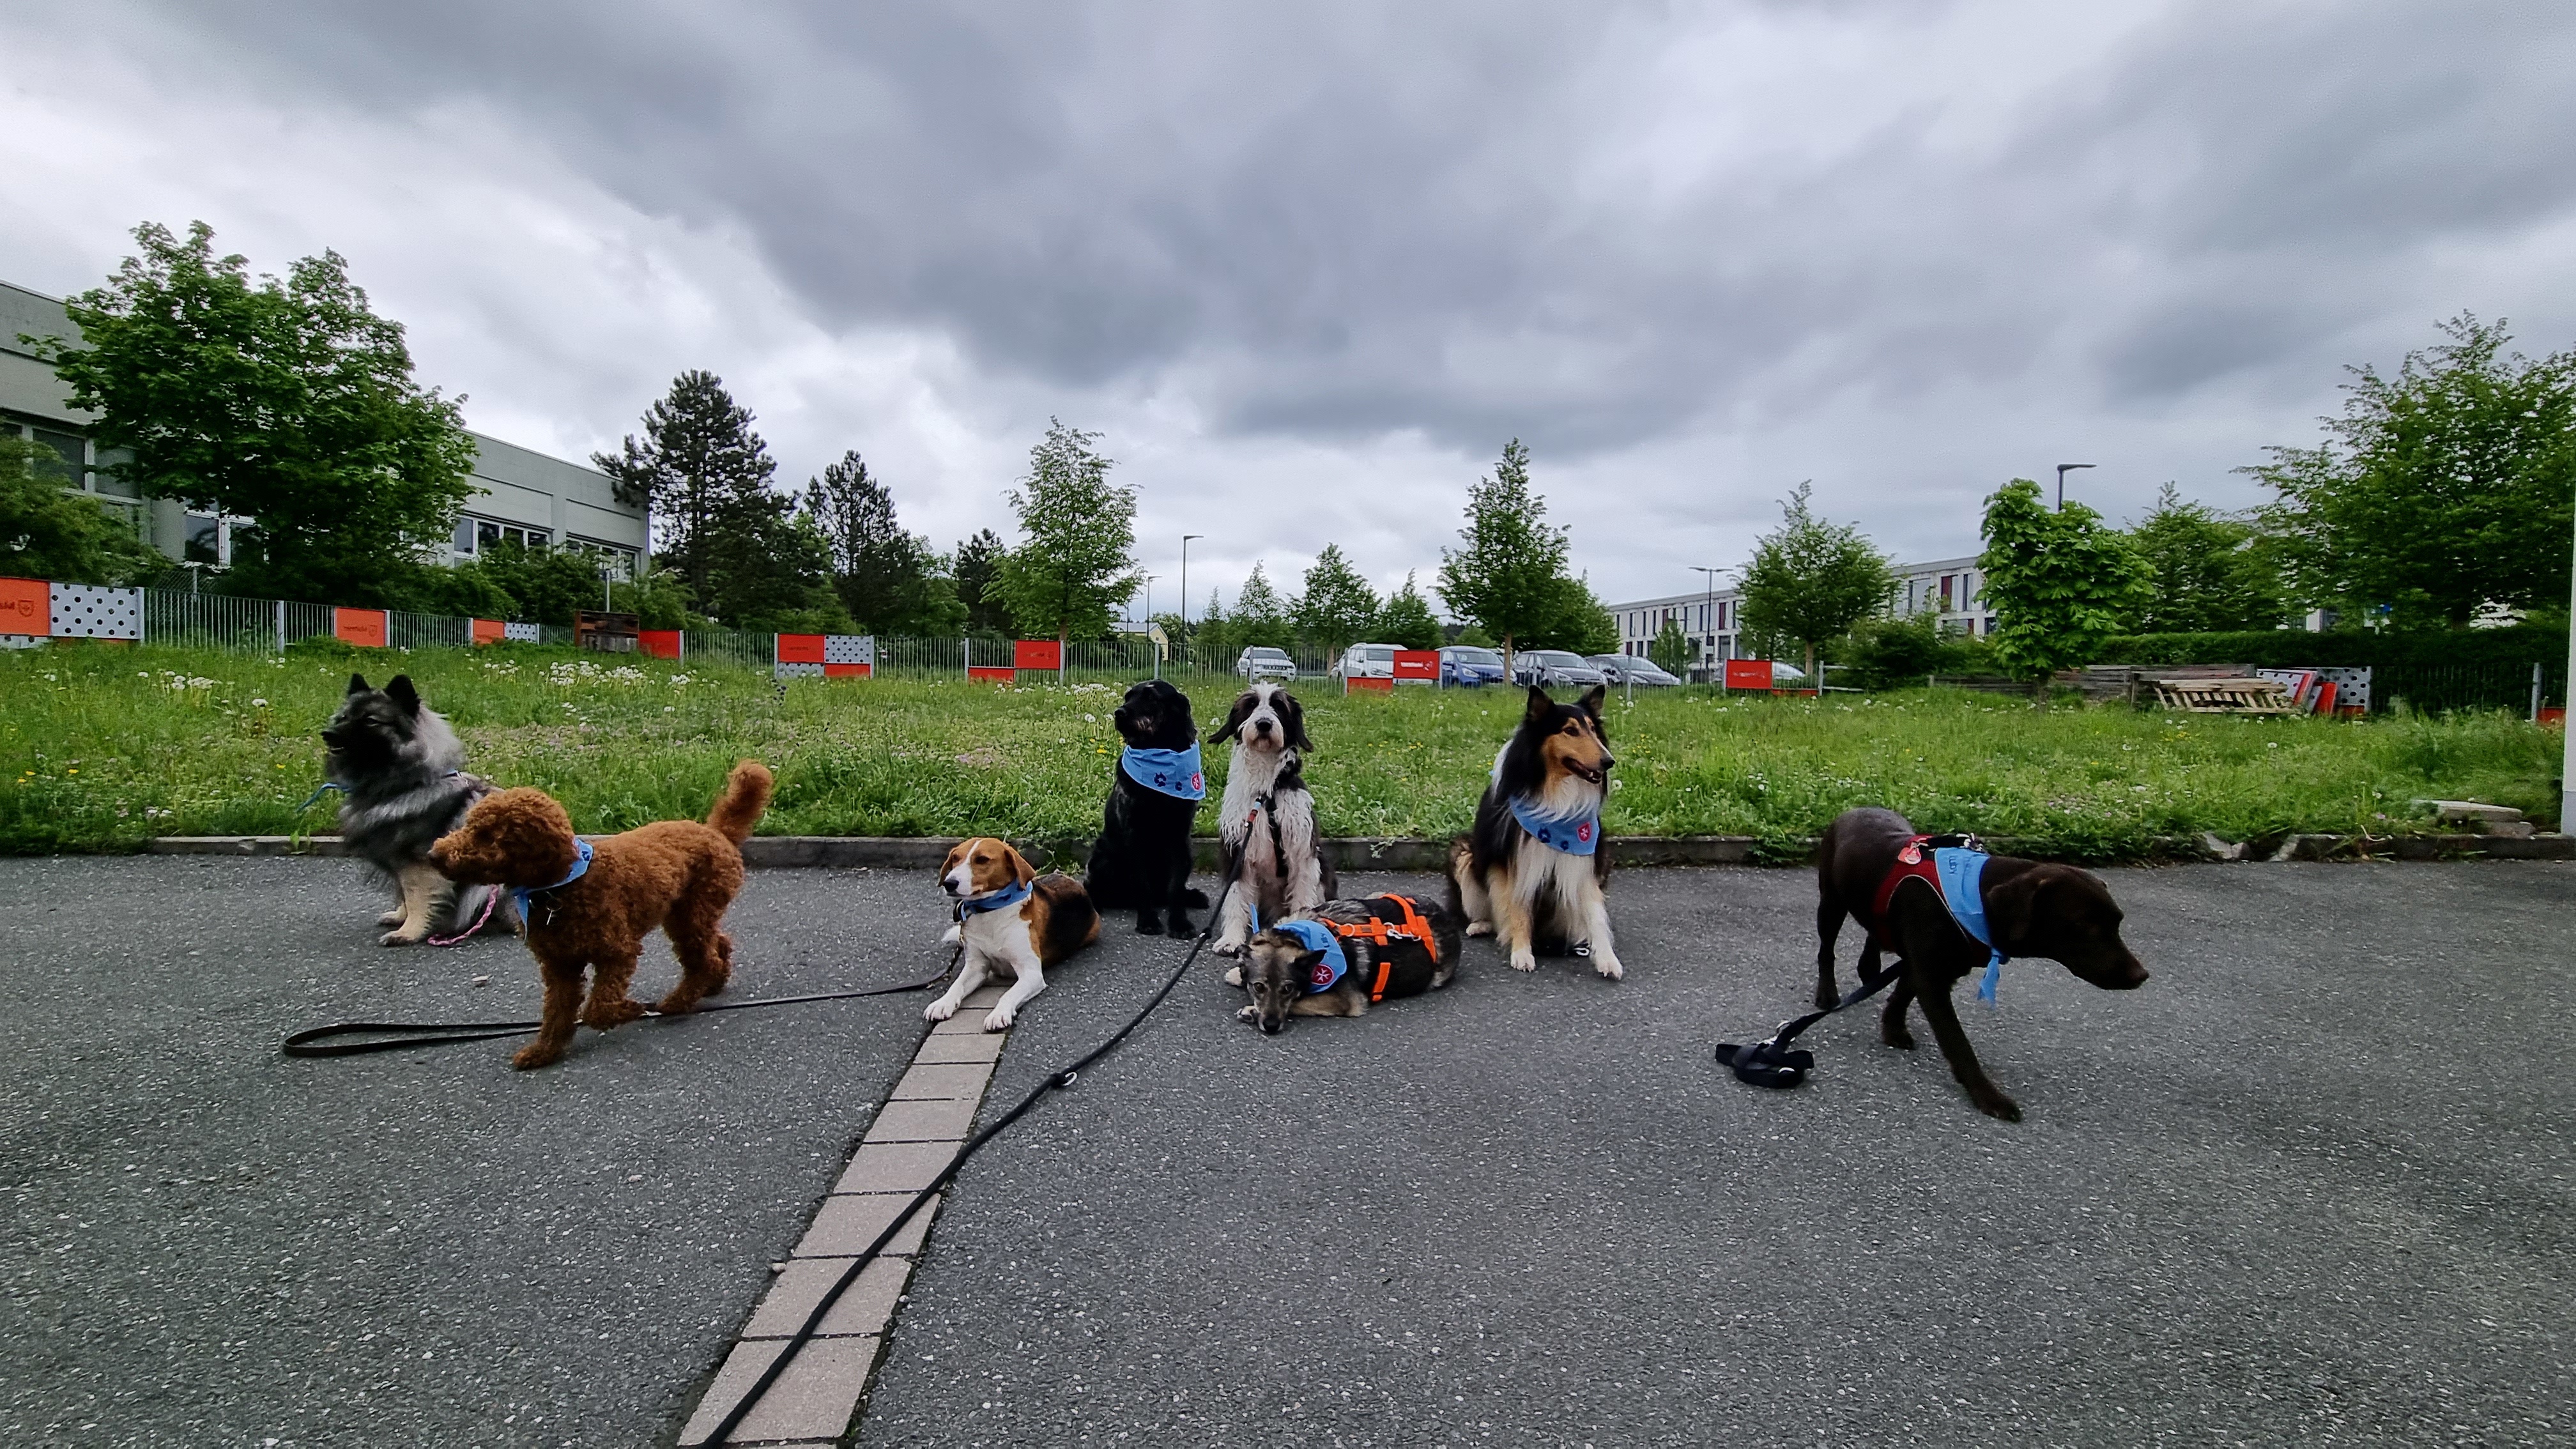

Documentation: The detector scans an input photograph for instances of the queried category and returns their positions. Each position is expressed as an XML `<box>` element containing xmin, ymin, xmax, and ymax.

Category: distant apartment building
<box><xmin>1</xmin><ymin>279</ymin><xmax>642</xmax><ymax>578</ymax></box>
<box><xmin>1607</xmin><ymin>555</ymin><xmax>1995</xmax><ymax>664</ymax></box>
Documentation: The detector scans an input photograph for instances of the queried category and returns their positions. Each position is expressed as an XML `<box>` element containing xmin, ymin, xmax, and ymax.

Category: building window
<box><xmin>30</xmin><ymin>427</ymin><xmax>84</xmax><ymax>489</ymax></box>
<box><xmin>183</xmin><ymin>512</ymin><xmax>226</xmax><ymax>565</ymax></box>
<box><xmin>457</xmin><ymin>516</ymin><xmax>549</xmax><ymax>556</ymax></box>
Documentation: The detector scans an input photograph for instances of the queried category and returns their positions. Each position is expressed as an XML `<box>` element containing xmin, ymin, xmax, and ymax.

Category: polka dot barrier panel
<box><xmin>49</xmin><ymin>584</ymin><xmax>142</xmax><ymax>640</ymax></box>
<box><xmin>823</xmin><ymin>634</ymin><xmax>874</xmax><ymax>666</ymax></box>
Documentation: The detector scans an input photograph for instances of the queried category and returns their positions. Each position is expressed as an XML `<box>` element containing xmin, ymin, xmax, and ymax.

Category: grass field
<box><xmin>1</xmin><ymin>640</ymin><xmax>2562</xmax><ymax>859</ymax></box>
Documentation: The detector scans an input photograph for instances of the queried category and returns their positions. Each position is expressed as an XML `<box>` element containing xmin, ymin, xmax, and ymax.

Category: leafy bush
<box><xmin>2096</xmin><ymin>622</ymin><xmax>2565</xmax><ymax>668</ymax></box>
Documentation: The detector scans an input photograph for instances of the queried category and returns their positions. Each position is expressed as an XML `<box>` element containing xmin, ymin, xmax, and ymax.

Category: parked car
<box><xmin>1236</xmin><ymin>646</ymin><xmax>1298</xmax><ymax>682</ymax></box>
<box><xmin>1510</xmin><ymin>648</ymin><xmax>1606</xmax><ymax>689</ymax></box>
<box><xmin>1438</xmin><ymin>644</ymin><xmax>1507</xmax><ymax>687</ymax></box>
<box><xmin>1333</xmin><ymin>643</ymin><xmax>1402</xmax><ymax>681</ymax></box>
<box><xmin>1590</xmin><ymin>654</ymin><xmax>1680</xmax><ymax>687</ymax></box>
<box><xmin>1770</xmin><ymin>661</ymin><xmax>1808</xmax><ymax>686</ymax></box>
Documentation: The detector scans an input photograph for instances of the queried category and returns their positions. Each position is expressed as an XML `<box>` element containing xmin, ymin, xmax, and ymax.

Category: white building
<box><xmin>1</xmin><ymin>279</ymin><xmax>642</xmax><ymax>578</ymax></box>
<box><xmin>1607</xmin><ymin>555</ymin><xmax>1996</xmax><ymax>665</ymax></box>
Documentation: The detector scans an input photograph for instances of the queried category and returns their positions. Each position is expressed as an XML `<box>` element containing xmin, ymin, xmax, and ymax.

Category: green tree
<box><xmin>1645</xmin><ymin>615</ymin><xmax>1693</xmax><ymax>675</ymax></box>
<box><xmin>2246</xmin><ymin>314</ymin><xmax>2575</xmax><ymax>627</ymax></box>
<box><xmin>801</xmin><ymin>450</ymin><xmax>964</xmax><ymax>635</ymax></box>
<box><xmin>992</xmin><ymin>419</ymin><xmax>1141</xmax><ymax>643</ymax></box>
<box><xmin>0</xmin><ymin>434</ymin><xmax>162</xmax><ymax>585</ymax></box>
<box><xmin>442</xmin><ymin>539</ymin><xmax>617</xmax><ymax>624</ymax></box>
<box><xmin>1375</xmin><ymin>571</ymin><xmax>1445</xmax><ymax>650</ymax></box>
<box><xmin>1230</xmin><ymin>564</ymin><xmax>1294</xmax><ymax>650</ymax></box>
<box><xmin>594</xmin><ymin>370</ymin><xmax>778</xmax><ymax>609</ymax></box>
<box><xmin>706</xmin><ymin>498</ymin><xmax>848</xmax><ymax>631</ymax></box>
<box><xmin>610</xmin><ymin>570</ymin><xmax>696</xmax><ymax>629</ymax></box>
<box><xmin>1978</xmin><ymin>477</ymin><xmax>2150</xmax><ymax>694</ymax></box>
<box><xmin>1191</xmin><ymin>589</ymin><xmax>1233</xmax><ymax>670</ymax></box>
<box><xmin>2122</xmin><ymin>482</ymin><xmax>2287</xmax><ymax>632</ymax></box>
<box><xmin>953</xmin><ymin>528</ymin><xmax>1015</xmax><ymax>636</ymax></box>
<box><xmin>1436</xmin><ymin>438</ymin><xmax>1574</xmax><ymax>675</ymax></box>
<box><xmin>1293</xmin><ymin>543</ymin><xmax>1381</xmax><ymax>655</ymax></box>
<box><xmin>1735</xmin><ymin>482</ymin><xmax>1899</xmax><ymax>678</ymax></box>
<box><xmin>33</xmin><ymin>220</ymin><xmax>477</xmax><ymax>604</ymax></box>
<box><xmin>1530</xmin><ymin>574</ymin><xmax>1618</xmax><ymax>654</ymax></box>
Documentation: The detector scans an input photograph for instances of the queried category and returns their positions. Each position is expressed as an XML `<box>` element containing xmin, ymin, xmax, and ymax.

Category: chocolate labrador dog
<box><xmin>1815</xmin><ymin>807</ymin><xmax>2148</xmax><ymax>1121</ymax></box>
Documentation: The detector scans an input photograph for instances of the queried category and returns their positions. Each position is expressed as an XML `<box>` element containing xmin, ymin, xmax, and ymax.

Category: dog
<box><xmin>1815</xmin><ymin>806</ymin><xmax>2149</xmax><ymax>1121</ymax></box>
<box><xmin>928</xmin><ymin>837</ymin><xmax>1101</xmax><ymax>1032</ymax></box>
<box><xmin>1227</xmin><ymin>893</ymin><xmax>1462</xmax><ymax>1034</ymax></box>
<box><xmin>1082</xmin><ymin>679</ymin><xmax>1211</xmax><ymax>936</ymax></box>
<box><xmin>428</xmin><ymin>760</ymin><xmax>773</xmax><ymax>1070</ymax></box>
<box><xmin>1448</xmin><ymin>684</ymin><xmax>1622</xmax><ymax>979</ymax></box>
<box><xmin>320</xmin><ymin>673</ymin><xmax>509</xmax><ymax>946</ymax></box>
<box><xmin>1210</xmin><ymin>681</ymin><xmax>1336</xmax><ymax>953</ymax></box>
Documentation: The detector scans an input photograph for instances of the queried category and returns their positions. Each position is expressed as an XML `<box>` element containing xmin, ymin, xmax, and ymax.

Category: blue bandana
<box><xmin>1508</xmin><ymin>795</ymin><xmax>1600</xmax><ymax>855</ymax></box>
<box><xmin>1270</xmin><ymin>918</ymin><xmax>1350</xmax><ymax>993</ymax></box>
<box><xmin>956</xmin><ymin>878</ymin><xmax>1032</xmax><ymax>917</ymax></box>
<box><xmin>1932</xmin><ymin>847</ymin><xmax>2011</xmax><ymax>1002</ymax></box>
<box><xmin>1120</xmin><ymin>743</ymin><xmax>1206</xmax><ymax>801</ymax></box>
<box><xmin>515</xmin><ymin>838</ymin><xmax>594</xmax><ymax>923</ymax></box>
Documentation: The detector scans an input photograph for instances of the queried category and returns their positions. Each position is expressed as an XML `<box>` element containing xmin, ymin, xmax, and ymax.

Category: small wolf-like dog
<box><xmin>1229</xmin><ymin>893</ymin><xmax>1462</xmax><ymax>1034</ymax></box>
<box><xmin>320</xmin><ymin>673</ymin><xmax>509</xmax><ymax>946</ymax></box>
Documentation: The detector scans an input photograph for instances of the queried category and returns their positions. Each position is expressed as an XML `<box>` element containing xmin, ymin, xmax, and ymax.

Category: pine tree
<box><xmin>954</xmin><ymin>528</ymin><xmax>1015</xmax><ymax>636</ymax></box>
<box><xmin>594</xmin><ymin>371</ymin><xmax>776</xmax><ymax>608</ymax></box>
<box><xmin>1646</xmin><ymin>617</ymin><xmax>1692</xmax><ymax>675</ymax></box>
<box><xmin>1376</xmin><ymin>571</ymin><xmax>1445</xmax><ymax>650</ymax></box>
<box><xmin>992</xmin><ymin>419</ymin><xmax>1142</xmax><ymax>643</ymax></box>
<box><xmin>1436</xmin><ymin>438</ymin><xmax>1574</xmax><ymax>675</ymax></box>
<box><xmin>1192</xmin><ymin>588</ymin><xmax>1233</xmax><ymax>670</ymax></box>
<box><xmin>1231</xmin><ymin>564</ymin><xmax>1293</xmax><ymax>649</ymax></box>
<box><xmin>1294</xmin><ymin>543</ymin><xmax>1381</xmax><ymax>656</ymax></box>
<box><xmin>801</xmin><ymin>450</ymin><xmax>961</xmax><ymax>634</ymax></box>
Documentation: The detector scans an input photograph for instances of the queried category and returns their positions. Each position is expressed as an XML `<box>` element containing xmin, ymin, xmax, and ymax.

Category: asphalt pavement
<box><xmin>4</xmin><ymin>857</ymin><xmax>2570</xmax><ymax>1447</ymax></box>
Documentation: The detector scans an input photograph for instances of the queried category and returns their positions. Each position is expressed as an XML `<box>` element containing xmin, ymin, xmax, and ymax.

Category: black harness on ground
<box><xmin>694</xmin><ymin>862</ymin><xmax>1245</xmax><ymax>1447</ymax></box>
<box><xmin>1712</xmin><ymin>831</ymin><xmax>1984</xmax><ymax>1089</ymax></box>
<box><xmin>280</xmin><ymin>969</ymin><xmax>958</xmax><ymax>1057</ymax></box>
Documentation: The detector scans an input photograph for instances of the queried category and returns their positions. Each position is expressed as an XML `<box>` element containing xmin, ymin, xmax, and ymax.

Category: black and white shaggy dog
<box><xmin>1447</xmin><ymin>684</ymin><xmax>1623</xmax><ymax>979</ymax></box>
<box><xmin>1082</xmin><ymin>678</ymin><xmax>1211</xmax><ymax>936</ymax></box>
<box><xmin>1210</xmin><ymin>682</ymin><xmax>1336</xmax><ymax>954</ymax></box>
<box><xmin>321</xmin><ymin>674</ymin><xmax>510</xmax><ymax>946</ymax></box>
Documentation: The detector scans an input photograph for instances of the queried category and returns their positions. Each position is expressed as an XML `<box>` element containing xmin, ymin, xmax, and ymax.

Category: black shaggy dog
<box><xmin>1082</xmin><ymin>678</ymin><xmax>1210</xmax><ymax>935</ymax></box>
<box><xmin>321</xmin><ymin>674</ymin><xmax>509</xmax><ymax>946</ymax></box>
<box><xmin>1816</xmin><ymin>806</ymin><xmax>2150</xmax><ymax>1121</ymax></box>
<box><xmin>1447</xmin><ymin>684</ymin><xmax>1622</xmax><ymax>979</ymax></box>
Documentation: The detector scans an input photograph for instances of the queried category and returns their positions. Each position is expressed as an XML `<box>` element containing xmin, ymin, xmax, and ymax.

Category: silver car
<box><xmin>1511</xmin><ymin>648</ymin><xmax>1606</xmax><ymax>689</ymax></box>
<box><xmin>1590</xmin><ymin>654</ymin><xmax>1680</xmax><ymax>687</ymax></box>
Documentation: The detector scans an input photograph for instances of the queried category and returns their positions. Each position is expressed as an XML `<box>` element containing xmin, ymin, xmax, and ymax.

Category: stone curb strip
<box><xmin>675</xmin><ymin>984</ymin><xmax>1011</xmax><ymax>1446</ymax></box>
<box><xmin>140</xmin><ymin>831</ymin><xmax>2576</xmax><ymax>865</ymax></box>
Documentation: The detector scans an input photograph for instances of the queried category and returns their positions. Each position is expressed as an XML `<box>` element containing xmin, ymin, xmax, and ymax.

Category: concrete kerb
<box><xmin>141</xmin><ymin>831</ymin><xmax>2576</xmax><ymax>866</ymax></box>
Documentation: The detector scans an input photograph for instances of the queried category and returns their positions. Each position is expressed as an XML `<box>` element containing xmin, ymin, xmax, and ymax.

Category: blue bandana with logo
<box><xmin>515</xmin><ymin>838</ymin><xmax>594</xmax><ymax>922</ymax></box>
<box><xmin>957</xmin><ymin>878</ymin><xmax>1033</xmax><ymax>917</ymax></box>
<box><xmin>1509</xmin><ymin>795</ymin><xmax>1600</xmax><ymax>855</ymax></box>
<box><xmin>1931</xmin><ymin>847</ymin><xmax>2011</xmax><ymax>1003</ymax></box>
<box><xmin>1120</xmin><ymin>743</ymin><xmax>1206</xmax><ymax>801</ymax></box>
<box><xmin>1271</xmin><ymin>917</ymin><xmax>1350</xmax><ymax>993</ymax></box>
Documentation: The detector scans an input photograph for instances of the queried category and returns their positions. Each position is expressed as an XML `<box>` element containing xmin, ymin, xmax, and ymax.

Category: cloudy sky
<box><xmin>3</xmin><ymin>1</ymin><xmax>2570</xmax><ymax>611</ymax></box>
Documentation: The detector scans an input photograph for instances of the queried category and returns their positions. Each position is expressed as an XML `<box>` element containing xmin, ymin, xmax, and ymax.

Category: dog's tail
<box><xmin>707</xmin><ymin>759</ymin><xmax>774</xmax><ymax>845</ymax></box>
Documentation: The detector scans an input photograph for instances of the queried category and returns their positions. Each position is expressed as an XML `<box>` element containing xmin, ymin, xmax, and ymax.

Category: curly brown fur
<box><xmin>430</xmin><ymin>760</ymin><xmax>774</xmax><ymax>1070</ymax></box>
<box><xmin>1816</xmin><ymin>806</ymin><xmax>2149</xmax><ymax>1121</ymax></box>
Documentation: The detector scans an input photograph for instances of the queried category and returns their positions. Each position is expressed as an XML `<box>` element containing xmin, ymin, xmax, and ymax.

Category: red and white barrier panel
<box><xmin>775</xmin><ymin>634</ymin><xmax>875</xmax><ymax>678</ymax></box>
<box><xmin>639</xmin><ymin>629</ymin><xmax>684</xmax><ymax>660</ymax></box>
<box><xmin>1722</xmin><ymin>659</ymin><xmax>1774</xmax><ymax>692</ymax></box>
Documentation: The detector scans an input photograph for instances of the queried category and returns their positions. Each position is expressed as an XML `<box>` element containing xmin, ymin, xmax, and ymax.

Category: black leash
<box><xmin>1713</xmin><ymin>956</ymin><xmax>1906</xmax><ymax>1089</ymax></box>
<box><xmin>281</xmin><ymin>964</ymin><xmax>958</xmax><ymax>1058</ymax></box>
<box><xmin>696</xmin><ymin>867</ymin><xmax>1243</xmax><ymax>1447</ymax></box>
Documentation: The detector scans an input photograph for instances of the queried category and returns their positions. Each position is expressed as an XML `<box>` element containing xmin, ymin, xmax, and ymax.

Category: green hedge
<box><xmin>2097</xmin><ymin>624</ymin><xmax>2567</xmax><ymax>669</ymax></box>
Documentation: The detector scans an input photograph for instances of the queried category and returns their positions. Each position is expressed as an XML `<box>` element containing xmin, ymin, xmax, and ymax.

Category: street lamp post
<box><xmin>1690</xmin><ymin>565</ymin><xmax>1722</xmax><ymax>684</ymax></box>
<box><xmin>1180</xmin><ymin>533</ymin><xmax>1202</xmax><ymax>666</ymax></box>
<box><xmin>2055</xmin><ymin>462</ymin><xmax>2096</xmax><ymax>511</ymax></box>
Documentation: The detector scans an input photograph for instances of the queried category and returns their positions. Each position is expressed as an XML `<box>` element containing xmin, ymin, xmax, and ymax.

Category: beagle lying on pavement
<box><xmin>927</xmin><ymin>837</ymin><xmax>1101</xmax><ymax>1032</ymax></box>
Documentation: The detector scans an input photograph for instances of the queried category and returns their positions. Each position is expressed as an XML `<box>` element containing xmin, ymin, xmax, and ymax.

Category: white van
<box><xmin>1333</xmin><ymin>643</ymin><xmax>1402</xmax><ymax>681</ymax></box>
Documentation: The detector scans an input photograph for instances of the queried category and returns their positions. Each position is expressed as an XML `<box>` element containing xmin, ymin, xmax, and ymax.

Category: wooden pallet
<box><xmin>2150</xmin><ymin>677</ymin><xmax>2297</xmax><ymax>714</ymax></box>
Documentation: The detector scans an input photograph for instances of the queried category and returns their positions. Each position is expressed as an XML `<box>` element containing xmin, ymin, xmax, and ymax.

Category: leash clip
<box><xmin>1055</xmin><ymin>1069</ymin><xmax>1079</xmax><ymax>1089</ymax></box>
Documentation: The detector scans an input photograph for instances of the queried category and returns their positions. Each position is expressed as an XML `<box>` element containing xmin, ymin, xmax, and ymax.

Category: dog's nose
<box><xmin>1599</xmin><ymin>753</ymin><xmax>1616</xmax><ymax>771</ymax></box>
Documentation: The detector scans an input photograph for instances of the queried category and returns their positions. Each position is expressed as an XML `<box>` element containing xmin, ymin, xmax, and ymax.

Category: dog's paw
<box><xmin>1465</xmin><ymin>921</ymin><xmax>1495</xmax><ymax>938</ymax></box>
<box><xmin>924</xmin><ymin>999</ymin><xmax>960</xmax><ymax>1022</ymax></box>
<box><xmin>1235</xmin><ymin>1004</ymin><xmax>1257</xmax><ymax>1023</ymax></box>
<box><xmin>376</xmin><ymin>908</ymin><xmax>404</xmax><ymax>928</ymax></box>
<box><xmin>1509</xmin><ymin>949</ymin><xmax>1538</xmax><ymax>972</ymax></box>
<box><xmin>1590</xmin><ymin>953</ymin><xmax>1624</xmax><ymax>982</ymax></box>
<box><xmin>1214</xmin><ymin>939</ymin><xmax>1246</xmax><ymax>958</ymax></box>
<box><xmin>1974</xmin><ymin>1091</ymin><xmax>2023</xmax><ymax>1123</ymax></box>
<box><xmin>377</xmin><ymin>928</ymin><xmax>425</xmax><ymax>947</ymax></box>
<box><xmin>509</xmin><ymin>1043</ymin><xmax>562</xmax><ymax>1071</ymax></box>
<box><xmin>939</xmin><ymin>923</ymin><xmax>961</xmax><ymax>946</ymax></box>
<box><xmin>1222</xmin><ymin>965</ymin><xmax>1244</xmax><ymax>986</ymax></box>
<box><xmin>1135</xmin><ymin>916</ymin><xmax>1164</xmax><ymax>936</ymax></box>
<box><xmin>581</xmin><ymin>1001</ymin><xmax>646</xmax><ymax>1031</ymax></box>
<box><xmin>1882</xmin><ymin>1025</ymin><xmax>1915</xmax><ymax>1050</ymax></box>
<box><xmin>981</xmin><ymin>1006</ymin><xmax>1015</xmax><ymax>1032</ymax></box>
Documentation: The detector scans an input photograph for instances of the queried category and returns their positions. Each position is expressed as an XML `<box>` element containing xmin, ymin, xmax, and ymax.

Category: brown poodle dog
<box><xmin>429</xmin><ymin>760</ymin><xmax>773</xmax><ymax>1070</ymax></box>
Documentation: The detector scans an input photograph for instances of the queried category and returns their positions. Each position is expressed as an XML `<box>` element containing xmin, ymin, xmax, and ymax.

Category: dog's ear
<box><xmin>1577</xmin><ymin>684</ymin><xmax>1607</xmax><ymax>721</ymax></box>
<box><xmin>1006</xmin><ymin>843</ymin><xmax>1037</xmax><ymax>887</ymax></box>
<box><xmin>1212</xmin><ymin>691</ymin><xmax>1256</xmax><ymax>743</ymax></box>
<box><xmin>1980</xmin><ymin>864</ymin><xmax>2049</xmax><ymax>953</ymax></box>
<box><xmin>1524</xmin><ymin>684</ymin><xmax>1554</xmax><ymax>723</ymax></box>
<box><xmin>348</xmin><ymin>673</ymin><xmax>370</xmax><ymax>695</ymax></box>
<box><xmin>1278</xmin><ymin>689</ymin><xmax>1312</xmax><ymax>753</ymax></box>
<box><xmin>385</xmin><ymin>676</ymin><xmax>421</xmax><ymax>716</ymax></box>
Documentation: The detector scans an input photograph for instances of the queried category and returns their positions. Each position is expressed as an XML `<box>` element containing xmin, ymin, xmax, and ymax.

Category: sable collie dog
<box><xmin>1082</xmin><ymin>678</ymin><xmax>1210</xmax><ymax>937</ymax></box>
<box><xmin>929</xmin><ymin>837</ymin><xmax>1101</xmax><ymax>1032</ymax></box>
<box><xmin>429</xmin><ymin>760</ymin><xmax>772</xmax><ymax>1070</ymax></box>
<box><xmin>320</xmin><ymin>674</ymin><xmax>507</xmax><ymax>946</ymax></box>
<box><xmin>1448</xmin><ymin>684</ymin><xmax>1623</xmax><ymax>979</ymax></box>
<box><xmin>1210</xmin><ymin>682</ymin><xmax>1336</xmax><ymax>954</ymax></box>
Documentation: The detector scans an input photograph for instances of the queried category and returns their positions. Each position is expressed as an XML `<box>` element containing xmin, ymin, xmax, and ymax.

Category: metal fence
<box><xmin>2373</xmin><ymin>661</ymin><xmax>2566</xmax><ymax>718</ymax></box>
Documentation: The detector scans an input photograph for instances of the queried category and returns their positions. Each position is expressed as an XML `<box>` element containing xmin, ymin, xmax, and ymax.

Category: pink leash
<box><xmin>427</xmin><ymin>887</ymin><xmax>505</xmax><ymax>947</ymax></box>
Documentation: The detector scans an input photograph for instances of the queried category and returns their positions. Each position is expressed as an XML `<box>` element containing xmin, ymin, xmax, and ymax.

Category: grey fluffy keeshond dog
<box><xmin>320</xmin><ymin>673</ymin><xmax>513</xmax><ymax>946</ymax></box>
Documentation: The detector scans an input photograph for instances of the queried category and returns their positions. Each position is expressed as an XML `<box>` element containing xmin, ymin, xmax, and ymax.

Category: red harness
<box><xmin>1321</xmin><ymin>893</ymin><xmax>1442</xmax><ymax>1002</ymax></box>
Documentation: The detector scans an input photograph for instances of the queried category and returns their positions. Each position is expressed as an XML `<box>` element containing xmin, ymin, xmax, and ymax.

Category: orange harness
<box><xmin>1321</xmin><ymin>893</ymin><xmax>1442</xmax><ymax>1002</ymax></box>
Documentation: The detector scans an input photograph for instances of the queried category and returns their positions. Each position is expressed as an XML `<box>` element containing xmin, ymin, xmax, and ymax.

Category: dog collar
<box><xmin>514</xmin><ymin>838</ymin><xmax>594</xmax><ymax>923</ymax></box>
<box><xmin>1508</xmin><ymin>794</ymin><xmax>1600</xmax><ymax>855</ymax></box>
<box><xmin>956</xmin><ymin>878</ymin><xmax>1032</xmax><ymax>918</ymax></box>
<box><xmin>1119</xmin><ymin>743</ymin><xmax>1206</xmax><ymax>801</ymax></box>
<box><xmin>1270</xmin><ymin>918</ymin><xmax>1349</xmax><ymax>993</ymax></box>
